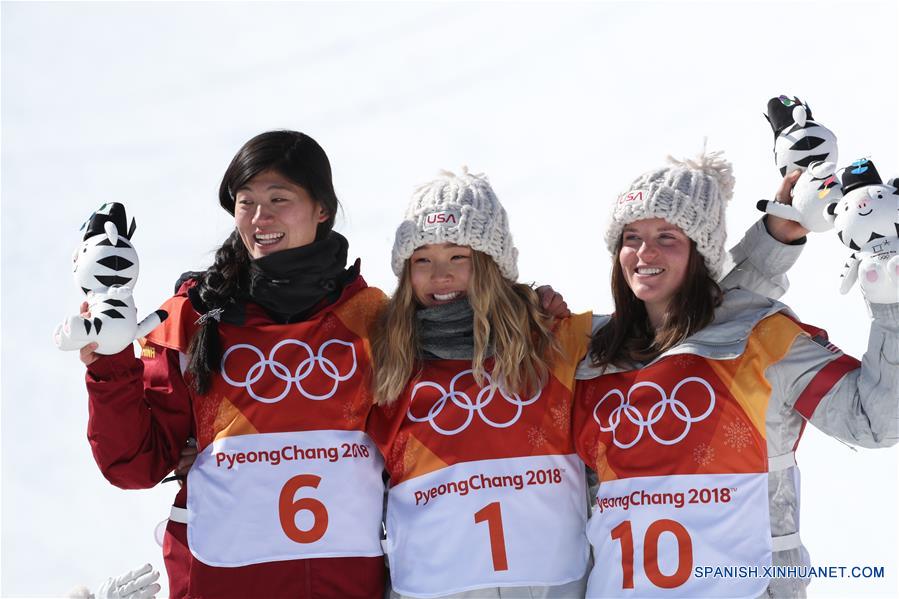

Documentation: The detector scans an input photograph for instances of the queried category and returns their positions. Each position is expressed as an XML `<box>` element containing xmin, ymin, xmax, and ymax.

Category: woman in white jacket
<box><xmin>573</xmin><ymin>150</ymin><xmax>898</xmax><ymax>598</ymax></box>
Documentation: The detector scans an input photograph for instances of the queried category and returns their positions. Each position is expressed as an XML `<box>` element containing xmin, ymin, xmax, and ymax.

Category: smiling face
<box><xmin>618</xmin><ymin>218</ymin><xmax>692</xmax><ymax>326</ymax></box>
<box><xmin>234</xmin><ymin>170</ymin><xmax>328</xmax><ymax>259</ymax></box>
<box><xmin>409</xmin><ymin>243</ymin><xmax>473</xmax><ymax>307</ymax></box>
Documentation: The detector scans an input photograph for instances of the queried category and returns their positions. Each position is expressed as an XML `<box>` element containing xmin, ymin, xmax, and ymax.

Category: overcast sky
<box><xmin>2</xmin><ymin>1</ymin><xmax>898</xmax><ymax>597</ymax></box>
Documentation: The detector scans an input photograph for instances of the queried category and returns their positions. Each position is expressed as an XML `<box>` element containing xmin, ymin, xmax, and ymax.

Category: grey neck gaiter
<box><xmin>415</xmin><ymin>299</ymin><xmax>480</xmax><ymax>360</ymax></box>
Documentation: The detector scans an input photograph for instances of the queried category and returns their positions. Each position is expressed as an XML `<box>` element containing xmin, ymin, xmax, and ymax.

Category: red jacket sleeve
<box><xmin>86</xmin><ymin>341</ymin><xmax>193</xmax><ymax>489</ymax></box>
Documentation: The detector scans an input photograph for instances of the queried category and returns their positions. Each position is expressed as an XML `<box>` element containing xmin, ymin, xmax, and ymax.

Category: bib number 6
<box><xmin>279</xmin><ymin>474</ymin><xmax>329</xmax><ymax>544</ymax></box>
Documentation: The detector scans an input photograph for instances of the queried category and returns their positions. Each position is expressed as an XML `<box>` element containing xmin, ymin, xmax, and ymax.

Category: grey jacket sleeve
<box><xmin>719</xmin><ymin>218</ymin><xmax>805</xmax><ymax>300</ymax></box>
<box><xmin>772</xmin><ymin>302</ymin><xmax>899</xmax><ymax>448</ymax></box>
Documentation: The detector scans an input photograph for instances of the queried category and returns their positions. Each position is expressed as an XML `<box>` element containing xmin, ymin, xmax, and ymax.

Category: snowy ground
<box><xmin>2</xmin><ymin>2</ymin><xmax>897</xmax><ymax>597</ymax></box>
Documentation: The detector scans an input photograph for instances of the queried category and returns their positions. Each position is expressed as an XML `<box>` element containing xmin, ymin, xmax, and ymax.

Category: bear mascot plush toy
<box><xmin>824</xmin><ymin>158</ymin><xmax>899</xmax><ymax>304</ymax></box>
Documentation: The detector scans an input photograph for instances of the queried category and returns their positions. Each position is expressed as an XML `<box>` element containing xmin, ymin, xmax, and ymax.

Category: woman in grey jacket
<box><xmin>574</xmin><ymin>150</ymin><xmax>898</xmax><ymax>598</ymax></box>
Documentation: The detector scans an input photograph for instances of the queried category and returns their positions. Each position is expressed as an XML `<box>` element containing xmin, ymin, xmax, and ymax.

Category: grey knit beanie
<box><xmin>391</xmin><ymin>167</ymin><xmax>519</xmax><ymax>280</ymax></box>
<box><xmin>605</xmin><ymin>150</ymin><xmax>735</xmax><ymax>278</ymax></box>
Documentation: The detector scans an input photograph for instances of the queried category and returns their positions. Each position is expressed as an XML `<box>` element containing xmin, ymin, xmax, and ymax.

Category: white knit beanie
<box><xmin>391</xmin><ymin>167</ymin><xmax>519</xmax><ymax>280</ymax></box>
<box><xmin>605</xmin><ymin>150</ymin><xmax>735</xmax><ymax>278</ymax></box>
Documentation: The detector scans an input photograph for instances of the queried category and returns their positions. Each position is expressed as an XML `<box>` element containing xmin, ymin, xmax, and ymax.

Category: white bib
<box><xmin>386</xmin><ymin>454</ymin><xmax>589</xmax><ymax>598</ymax></box>
<box><xmin>187</xmin><ymin>429</ymin><xmax>385</xmax><ymax>567</ymax></box>
<box><xmin>587</xmin><ymin>473</ymin><xmax>771</xmax><ymax>598</ymax></box>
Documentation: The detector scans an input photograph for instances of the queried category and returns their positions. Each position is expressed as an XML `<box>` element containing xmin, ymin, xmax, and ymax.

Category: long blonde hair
<box><xmin>371</xmin><ymin>251</ymin><xmax>558</xmax><ymax>405</ymax></box>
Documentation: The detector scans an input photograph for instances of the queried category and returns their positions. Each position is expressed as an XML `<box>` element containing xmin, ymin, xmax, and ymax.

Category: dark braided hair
<box><xmin>186</xmin><ymin>131</ymin><xmax>340</xmax><ymax>394</ymax></box>
<box><xmin>186</xmin><ymin>230</ymin><xmax>250</xmax><ymax>394</ymax></box>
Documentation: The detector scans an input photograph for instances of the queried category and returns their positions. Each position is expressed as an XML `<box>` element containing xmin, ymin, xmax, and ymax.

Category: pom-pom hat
<box><xmin>605</xmin><ymin>150</ymin><xmax>735</xmax><ymax>278</ymax></box>
<box><xmin>391</xmin><ymin>167</ymin><xmax>518</xmax><ymax>280</ymax></box>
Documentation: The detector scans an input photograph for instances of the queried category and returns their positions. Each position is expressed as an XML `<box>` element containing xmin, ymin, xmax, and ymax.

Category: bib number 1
<box><xmin>279</xmin><ymin>474</ymin><xmax>329</xmax><ymax>544</ymax></box>
<box><xmin>474</xmin><ymin>501</ymin><xmax>509</xmax><ymax>571</ymax></box>
<box><xmin>611</xmin><ymin>519</ymin><xmax>693</xmax><ymax>589</ymax></box>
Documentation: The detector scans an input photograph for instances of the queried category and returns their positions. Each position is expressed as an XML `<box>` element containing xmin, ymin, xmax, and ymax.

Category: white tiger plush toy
<box><xmin>765</xmin><ymin>95</ymin><xmax>838</xmax><ymax>176</ymax></box>
<box><xmin>53</xmin><ymin>202</ymin><xmax>167</xmax><ymax>354</ymax></box>
<box><xmin>757</xmin><ymin>95</ymin><xmax>842</xmax><ymax>231</ymax></box>
<box><xmin>824</xmin><ymin>158</ymin><xmax>899</xmax><ymax>304</ymax></box>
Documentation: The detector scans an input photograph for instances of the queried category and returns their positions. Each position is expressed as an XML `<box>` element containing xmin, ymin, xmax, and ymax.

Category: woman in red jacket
<box><xmin>81</xmin><ymin>131</ymin><xmax>387</xmax><ymax>599</ymax></box>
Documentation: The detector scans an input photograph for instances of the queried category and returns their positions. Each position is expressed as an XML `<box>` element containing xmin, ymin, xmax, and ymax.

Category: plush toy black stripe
<box><xmin>95</xmin><ymin>238</ymin><xmax>133</xmax><ymax>248</ymax></box>
<box><xmin>792</xmin><ymin>154</ymin><xmax>831</xmax><ymax>168</ymax></box>
<box><xmin>789</xmin><ymin>136</ymin><xmax>826</xmax><ymax>151</ymax></box>
<box><xmin>97</xmin><ymin>256</ymin><xmax>135</xmax><ymax>271</ymax></box>
<box><xmin>95</xmin><ymin>275</ymin><xmax>132</xmax><ymax>287</ymax></box>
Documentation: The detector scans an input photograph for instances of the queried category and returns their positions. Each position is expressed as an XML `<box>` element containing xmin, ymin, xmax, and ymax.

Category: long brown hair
<box><xmin>371</xmin><ymin>251</ymin><xmax>559</xmax><ymax>405</ymax></box>
<box><xmin>589</xmin><ymin>240</ymin><xmax>723</xmax><ymax>370</ymax></box>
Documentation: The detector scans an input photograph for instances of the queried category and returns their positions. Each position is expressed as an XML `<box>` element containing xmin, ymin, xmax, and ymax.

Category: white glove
<box><xmin>94</xmin><ymin>563</ymin><xmax>161</xmax><ymax>599</ymax></box>
<box><xmin>858</xmin><ymin>254</ymin><xmax>899</xmax><ymax>304</ymax></box>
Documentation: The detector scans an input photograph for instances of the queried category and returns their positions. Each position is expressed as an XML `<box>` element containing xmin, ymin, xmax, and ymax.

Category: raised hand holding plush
<box><xmin>757</xmin><ymin>95</ymin><xmax>842</xmax><ymax>231</ymax></box>
<box><xmin>53</xmin><ymin>203</ymin><xmax>167</xmax><ymax>354</ymax></box>
<box><xmin>758</xmin><ymin>160</ymin><xmax>843</xmax><ymax>233</ymax></box>
<box><xmin>825</xmin><ymin>158</ymin><xmax>899</xmax><ymax>304</ymax></box>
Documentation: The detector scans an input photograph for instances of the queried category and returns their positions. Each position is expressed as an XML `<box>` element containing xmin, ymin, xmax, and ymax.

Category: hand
<box><xmin>175</xmin><ymin>438</ymin><xmax>198</xmax><ymax>478</ymax></box>
<box><xmin>95</xmin><ymin>563</ymin><xmax>161</xmax><ymax>599</ymax></box>
<box><xmin>765</xmin><ymin>170</ymin><xmax>810</xmax><ymax>243</ymax></box>
<box><xmin>78</xmin><ymin>302</ymin><xmax>101</xmax><ymax>366</ymax></box>
<box><xmin>858</xmin><ymin>256</ymin><xmax>899</xmax><ymax>305</ymax></box>
<box><xmin>536</xmin><ymin>285</ymin><xmax>571</xmax><ymax>319</ymax></box>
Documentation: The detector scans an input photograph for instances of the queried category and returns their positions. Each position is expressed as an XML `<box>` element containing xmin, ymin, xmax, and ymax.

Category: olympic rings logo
<box><xmin>407</xmin><ymin>369</ymin><xmax>541</xmax><ymax>436</ymax></box>
<box><xmin>221</xmin><ymin>338</ymin><xmax>357</xmax><ymax>404</ymax></box>
<box><xmin>592</xmin><ymin>377</ymin><xmax>715</xmax><ymax>449</ymax></box>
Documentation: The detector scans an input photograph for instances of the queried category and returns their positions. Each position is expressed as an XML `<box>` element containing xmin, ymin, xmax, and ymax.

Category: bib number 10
<box><xmin>611</xmin><ymin>519</ymin><xmax>693</xmax><ymax>589</ymax></box>
<box><xmin>279</xmin><ymin>474</ymin><xmax>329</xmax><ymax>543</ymax></box>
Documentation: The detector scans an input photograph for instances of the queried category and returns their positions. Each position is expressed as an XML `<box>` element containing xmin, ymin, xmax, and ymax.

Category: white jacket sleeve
<box><xmin>720</xmin><ymin>218</ymin><xmax>805</xmax><ymax>300</ymax></box>
<box><xmin>773</xmin><ymin>302</ymin><xmax>899</xmax><ymax>448</ymax></box>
